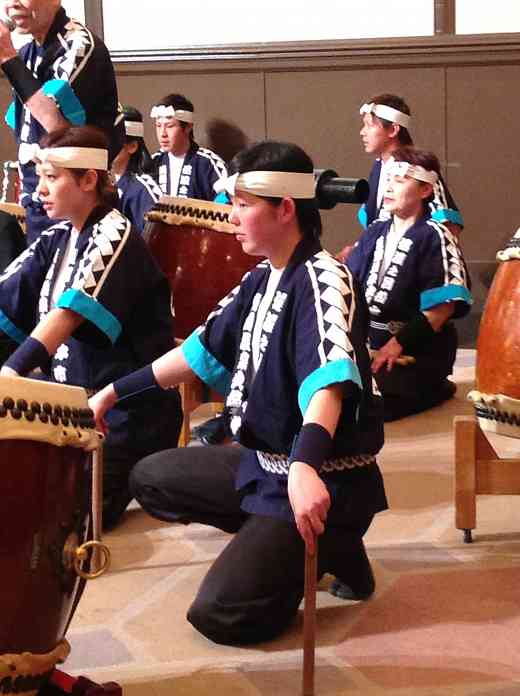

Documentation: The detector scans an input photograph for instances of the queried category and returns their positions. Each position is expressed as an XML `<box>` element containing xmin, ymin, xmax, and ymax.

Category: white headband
<box><xmin>360</xmin><ymin>102</ymin><xmax>411</xmax><ymax>130</ymax></box>
<box><xmin>150</xmin><ymin>105</ymin><xmax>194</xmax><ymax>123</ymax></box>
<box><xmin>23</xmin><ymin>144</ymin><xmax>108</xmax><ymax>170</ymax></box>
<box><xmin>388</xmin><ymin>160</ymin><xmax>438</xmax><ymax>185</ymax></box>
<box><xmin>213</xmin><ymin>171</ymin><xmax>316</xmax><ymax>199</ymax></box>
<box><xmin>125</xmin><ymin>120</ymin><xmax>144</xmax><ymax>138</ymax></box>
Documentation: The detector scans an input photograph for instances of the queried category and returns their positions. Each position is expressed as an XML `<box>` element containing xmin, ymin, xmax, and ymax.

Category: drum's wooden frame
<box><xmin>455</xmin><ymin>415</ymin><xmax>520</xmax><ymax>543</ymax></box>
<box><xmin>146</xmin><ymin>196</ymin><xmax>235</xmax><ymax>233</ymax></box>
<box><xmin>178</xmin><ymin>376</ymin><xmax>224</xmax><ymax>447</ymax></box>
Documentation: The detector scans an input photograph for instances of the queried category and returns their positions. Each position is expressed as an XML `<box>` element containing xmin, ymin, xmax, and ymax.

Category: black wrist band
<box><xmin>289</xmin><ymin>422</ymin><xmax>333</xmax><ymax>473</ymax></box>
<box><xmin>395</xmin><ymin>312</ymin><xmax>436</xmax><ymax>353</ymax></box>
<box><xmin>2</xmin><ymin>56</ymin><xmax>41</xmax><ymax>103</ymax></box>
<box><xmin>4</xmin><ymin>336</ymin><xmax>50</xmax><ymax>375</ymax></box>
<box><xmin>113</xmin><ymin>365</ymin><xmax>160</xmax><ymax>401</ymax></box>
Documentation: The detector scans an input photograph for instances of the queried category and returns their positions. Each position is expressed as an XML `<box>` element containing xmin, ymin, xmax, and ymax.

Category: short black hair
<box><xmin>156</xmin><ymin>93</ymin><xmax>194</xmax><ymax>114</ymax></box>
<box><xmin>369</xmin><ymin>93</ymin><xmax>413</xmax><ymax>146</ymax></box>
<box><xmin>154</xmin><ymin>93</ymin><xmax>194</xmax><ymax>141</ymax></box>
<box><xmin>229</xmin><ymin>140</ymin><xmax>322</xmax><ymax>240</ymax></box>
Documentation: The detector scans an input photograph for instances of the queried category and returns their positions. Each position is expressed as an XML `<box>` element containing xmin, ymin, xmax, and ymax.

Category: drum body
<box><xmin>0</xmin><ymin>202</ymin><xmax>25</xmax><ymax>232</ymax></box>
<box><xmin>469</xmin><ymin>232</ymin><xmax>520</xmax><ymax>437</ymax></box>
<box><xmin>1</xmin><ymin>441</ymin><xmax>90</xmax><ymax>654</ymax></box>
<box><xmin>146</xmin><ymin>197</ymin><xmax>257</xmax><ymax>338</ymax></box>
<box><xmin>0</xmin><ymin>376</ymin><xmax>100</xmax><ymax>695</ymax></box>
<box><xmin>1</xmin><ymin>160</ymin><xmax>21</xmax><ymax>207</ymax></box>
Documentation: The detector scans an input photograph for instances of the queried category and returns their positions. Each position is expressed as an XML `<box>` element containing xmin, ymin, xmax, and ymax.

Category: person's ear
<box><xmin>278</xmin><ymin>196</ymin><xmax>297</xmax><ymax>224</ymax></box>
<box><xmin>388</xmin><ymin>123</ymin><xmax>401</xmax><ymax>141</ymax></box>
<box><xmin>419</xmin><ymin>182</ymin><xmax>433</xmax><ymax>200</ymax></box>
<box><xmin>80</xmin><ymin>169</ymin><xmax>98</xmax><ymax>193</ymax></box>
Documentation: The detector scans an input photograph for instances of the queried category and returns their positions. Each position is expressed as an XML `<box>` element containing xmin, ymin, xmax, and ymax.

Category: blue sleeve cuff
<box><xmin>0</xmin><ymin>309</ymin><xmax>27</xmax><ymax>344</ymax></box>
<box><xmin>357</xmin><ymin>204</ymin><xmax>368</xmax><ymax>229</ymax></box>
<box><xmin>42</xmin><ymin>79</ymin><xmax>86</xmax><ymax>126</ymax></box>
<box><xmin>431</xmin><ymin>208</ymin><xmax>464</xmax><ymax>226</ymax></box>
<box><xmin>213</xmin><ymin>191</ymin><xmax>229</xmax><ymax>204</ymax></box>
<box><xmin>298</xmin><ymin>358</ymin><xmax>362</xmax><ymax>416</ymax></box>
<box><xmin>56</xmin><ymin>288</ymin><xmax>122</xmax><ymax>344</ymax></box>
<box><xmin>5</xmin><ymin>101</ymin><xmax>15</xmax><ymax>130</ymax></box>
<box><xmin>420</xmin><ymin>284</ymin><xmax>473</xmax><ymax>311</ymax></box>
<box><xmin>181</xmin><ymin>331</ymin><xmax>231</xmax><ymax>396</ymax></box>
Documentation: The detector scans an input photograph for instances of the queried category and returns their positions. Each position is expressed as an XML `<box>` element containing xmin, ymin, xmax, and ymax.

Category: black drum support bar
<box><xmin>314</xmin><ymin>169</ymin><xmax>369</xmax><ymax>210</ymax></box>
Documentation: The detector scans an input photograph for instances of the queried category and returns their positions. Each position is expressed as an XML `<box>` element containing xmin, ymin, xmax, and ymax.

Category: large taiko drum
<box><xmin>1</xmin><ymin>160</ymin><xmax>26</xmax><ymax>233</ymax></box>
<box><xmin>0</xmin><ymin>201</ymin><xmax>26</xmax><ymax>232</ymax></box>
<box><xmin>0</xmin><ymin>376</ymin><xmax>107</xmax><ymax>696</ymax></box>
<box><xmin>144</xmin><ymin>196</ymin><xmax>258</xmax><ymax>339</ymax></box>
<box><xmin>468</xmin><ymin>229</ymin><xmax>520</xmax><ymax>437</ymax></box>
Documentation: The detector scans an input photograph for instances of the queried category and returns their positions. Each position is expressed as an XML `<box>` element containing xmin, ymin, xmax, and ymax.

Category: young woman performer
<box><xmin>112</xmin><ymin>105</ymin><xmax>162</xmax><ymax>234</ymax></box>
<box><xmin>347</xmin><ymin>147</ymin><xmax>472</xmax><ymax>422</ymax></box>
<box><xmin>0</xmin><ymin>125</ymin><xmax>182</xmax><ymax>530</ymax></box>
<box><xmin>89</xmin><ymin>140</ymin><xmax>388</xmax><ymax>645</ymax></box>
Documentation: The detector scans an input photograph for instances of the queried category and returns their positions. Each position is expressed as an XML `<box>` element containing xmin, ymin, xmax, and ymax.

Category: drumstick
<box><xmin>91</xmin><ymin>444</ymin><xmax>104</xmax><ymax>572</ymax></box>
<box><xmin>302</xmin><ymin>537</ymin><xmax>318</xmax><ymax>696</ymax></box>
<box><xmin>369</xmin><ymin>349</ymin><xmax>416</xmax><ymax>366</ymax></box>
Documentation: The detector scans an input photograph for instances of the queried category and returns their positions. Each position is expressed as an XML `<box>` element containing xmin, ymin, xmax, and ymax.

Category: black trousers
<box><xmin>102</xmin><ymin>390</ymin><xmax>183</xmax><ymax>531</ymax></box>
<box><xmin>376</xmin><ymin>323</ymin><xmax>458</xmax><ymax>422</ymax></box>
<box><xmin>130</xmin><ymin>445</ymin><xmax>375</xmax><ymax>645</ymax></box>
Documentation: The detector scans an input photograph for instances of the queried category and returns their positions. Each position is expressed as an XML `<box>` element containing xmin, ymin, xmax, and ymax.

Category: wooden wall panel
<box><xmin>116</xmin><ymin>70</ymin><xmax>266</xmax><ymax>163</ymax></box>
<box><xmin>0</xmin><ymin>79</ymin><xmax>18</xmax><ymax>166</ymax></box>
<box><xmin>265</xmin><ymin>67</ymin><xmax>445</xmax><ymax>254</ymax></box>
<box><xmin>2</xmin><ymin>38</ymin><xmax>519</xmax><ymax>346</ymax></box>
<box><xmin>446</xmin><ymin>64</ymin><xmax>520</xmax><ymax>344</ymax></box>
<box><xmin>447</xmin><ymin>64</ymin><xmax>520</xmax><ymax>259</ymax></box>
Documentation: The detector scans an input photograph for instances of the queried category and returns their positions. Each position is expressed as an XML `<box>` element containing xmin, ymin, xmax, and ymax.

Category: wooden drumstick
<box><xmin>91</xmin><ymin>443</ymin><xmax>104</xmax><ymax>572</ymax></box>
<box><xmin>302</xmin><ymin>537</ymin><xmax>318</xmax><ymax>696</ymax></box>
<box><xmin>369</xmin><ymin>349</ymin><xmax>416</xmax><ymax>366</ymax></box>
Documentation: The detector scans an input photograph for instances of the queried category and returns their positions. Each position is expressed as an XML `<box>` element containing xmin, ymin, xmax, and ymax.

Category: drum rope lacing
<box><xmin>0</xmin><ymin>396</ymin><xmax>96</xmax><ymax>429</ymax></box>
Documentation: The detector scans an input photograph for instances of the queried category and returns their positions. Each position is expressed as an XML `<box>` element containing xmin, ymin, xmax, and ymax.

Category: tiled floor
<box><xmin>64</xmin><ymin>350</ymin><xmax>520</xmax><ymax>695</ymax></box>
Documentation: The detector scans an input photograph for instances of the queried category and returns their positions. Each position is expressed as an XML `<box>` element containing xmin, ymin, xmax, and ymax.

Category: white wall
<box><xmin>102</xmin><ymin>0</ymin><xmax>434</xmax><ymax>51</ymax></box>
<box><xmin>457</xmin><ymin>0</ymin><xmax>520</xmax><ymax>34</ymax></box>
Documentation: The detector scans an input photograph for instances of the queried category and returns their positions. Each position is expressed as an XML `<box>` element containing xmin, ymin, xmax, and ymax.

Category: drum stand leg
<box><xmin>302</xmin><ymin>539</ymin><xmax>318</xmax><ymax>696</ymax></box>
<box><xmin>91</xmin><ymin>444</ymin><xmax>104</xmax><ymax>571</ymax></box>
<box><xmin>455</xmin><ymin>415</ymin><xmax>520</xmax><ymax>542</ymax></box>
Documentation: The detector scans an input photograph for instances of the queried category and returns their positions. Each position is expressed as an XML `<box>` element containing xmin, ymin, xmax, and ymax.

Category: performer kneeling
<box><xmin>347</xmin><ymin>148</ymin><xmax>472</xmax><ymax>422</ymax></box>
<box><xmin>0</xmin><ymin>125</ymin><xmax>182</xmax><ymax>530</ymax></box>
<box><xmin>90</xmin><ymin>140</ymin><xmax>388</xmax><ymax>645</ymax></box>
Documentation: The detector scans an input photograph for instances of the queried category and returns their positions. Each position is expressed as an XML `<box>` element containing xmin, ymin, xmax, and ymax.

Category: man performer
<box><xmin>0</xmin><ymin>0</ymin><xmax>123</xmax><ymax>242</ymax></box>
<box><xmin>150</xmin><ymin>92</ymin><xmax>227</xmax><ymax>201</ymax></box>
